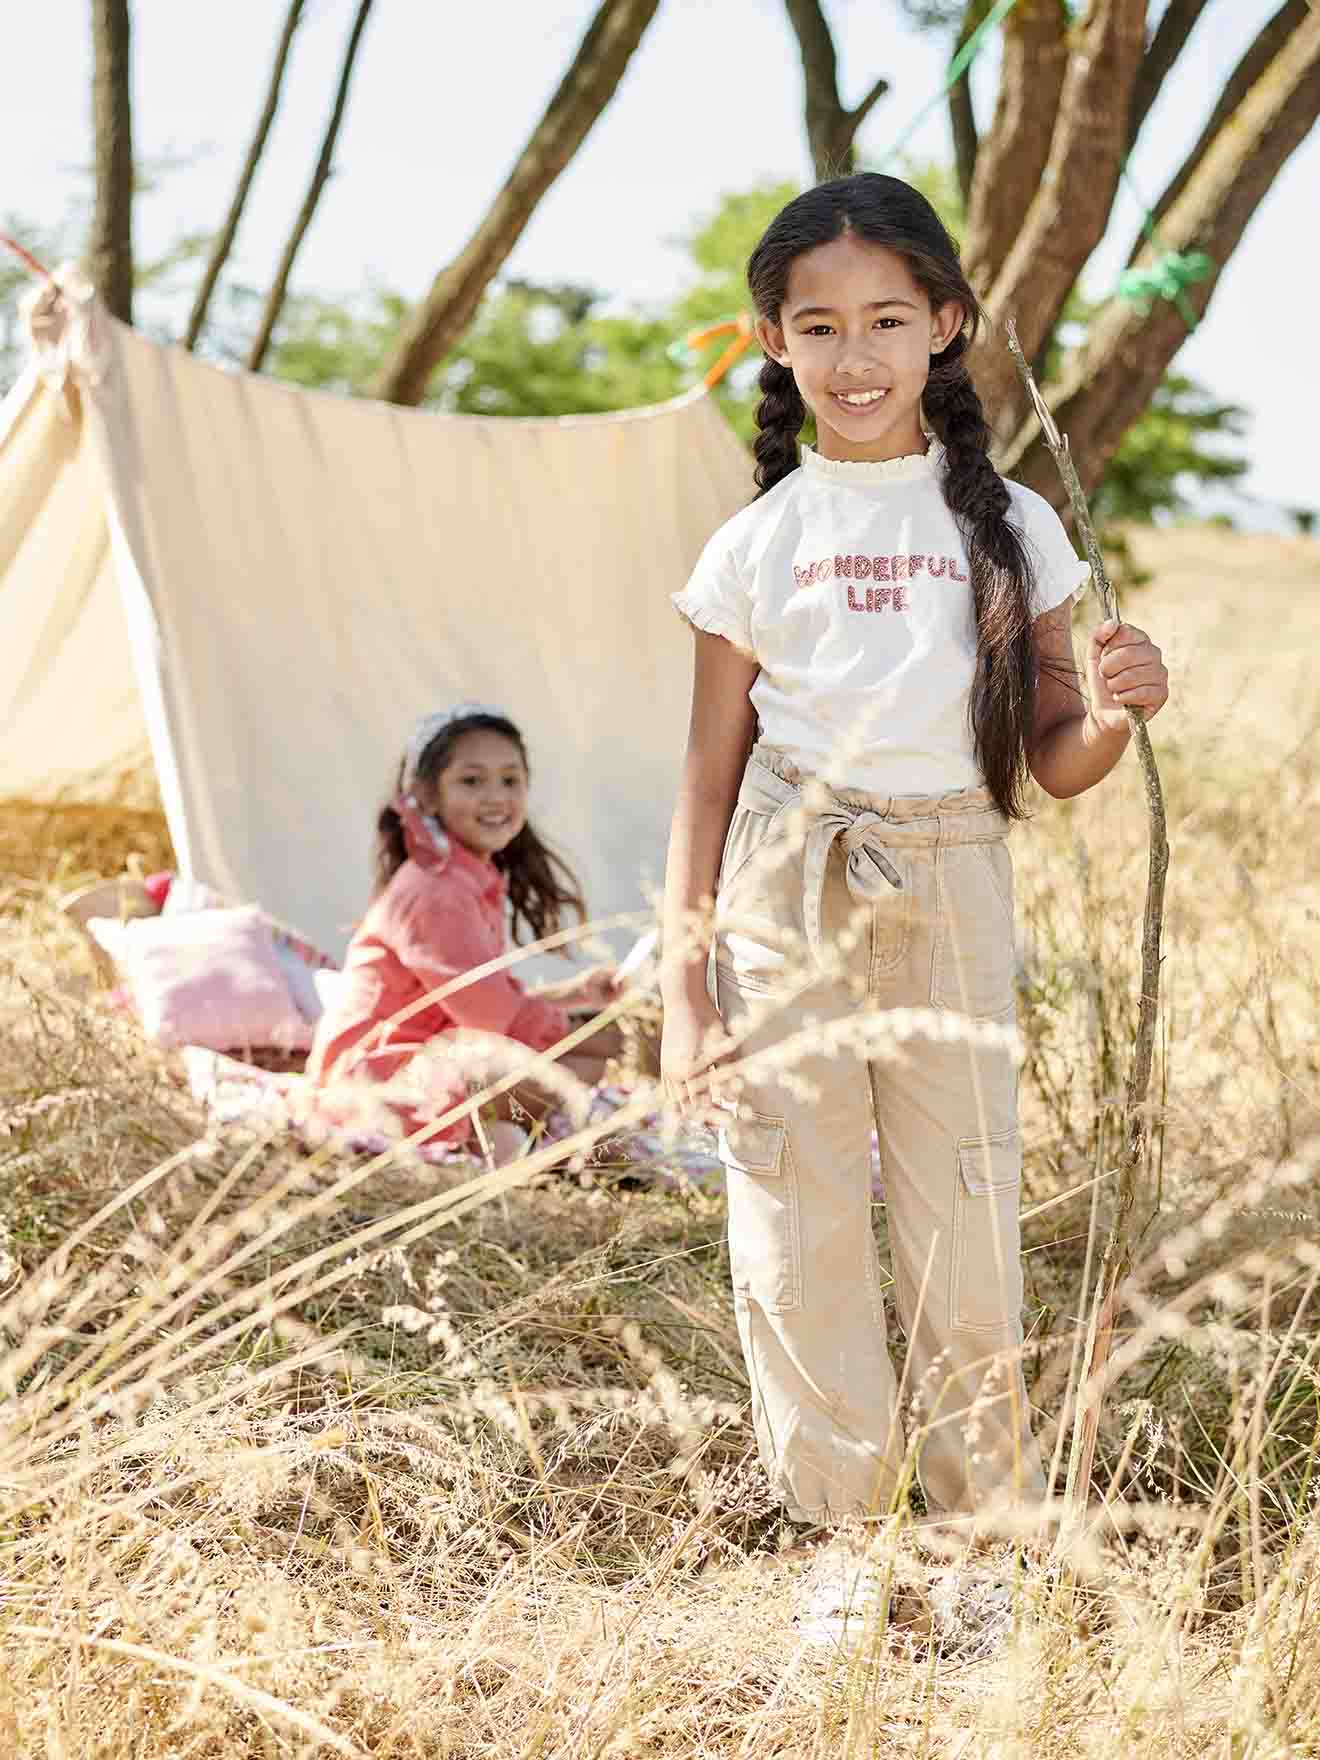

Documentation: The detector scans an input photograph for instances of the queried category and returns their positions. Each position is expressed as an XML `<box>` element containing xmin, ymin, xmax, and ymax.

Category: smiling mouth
<box><xmin>832</xmin><ymin>388</ymin><xmax>888</xmax><ymax>407</ymax></box>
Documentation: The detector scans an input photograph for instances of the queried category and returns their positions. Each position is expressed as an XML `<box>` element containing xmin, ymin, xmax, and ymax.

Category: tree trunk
<box><xmin>246</xmin><ymin>0</ymin><xmax>375</xmax><ymax>373</ymax></box>
<box><xmin>89</xmin><ymin>0</ymin><xmax>134</xmax><ymax>324</ymax></box>
<box><xmin>948</xmin><ymin>0</ymin><xmax>987</xmax><ymax>209</ymax></box>
<box><xmin>185</xmin><ymin>0</ymin><xmax>307</xmax><ymax>352</ymax></box>
<box><xmin>974</xmin><ymin>0</ymin><xmax>1148</xmax><ymax>436</ymax></box>
<box><xmin>369</xmin><ymin>0</ymin><xmax>661</xmax><ymax>408</ymax></box>
<box><xmin>961</xmin><ymin>0</ymin><xmax>1068</xmax><ymax>296</ymax></box>
<box><xmin>783</xmin><ymin>0</ymin><xmax>890</xmax><ymax>182</ymax></box>
<box><xmin>1007</xmin><ymin>9</ymin><xmax>1320</xmax><ymax>506</ymax></box>
<box><xmin>1128</xmin><ymin>0</ymin><xmax>1215</xmax><ymax>146</ymax></box>
<box><xmin>1130</xmin><ymin>0</ymin><xmax>1310</xmax><ymax>259</ymax></box>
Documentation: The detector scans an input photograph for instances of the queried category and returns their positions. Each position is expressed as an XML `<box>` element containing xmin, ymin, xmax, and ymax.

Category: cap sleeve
<box><xmin>672</xmin><ymin>530</ymin><xmax>755</xmax><ymax>656</ymax></box>
<box><xmin>1010</xmin><ymin>484</ymin><xmax>1094</xmax><ymax>619</ymax></box>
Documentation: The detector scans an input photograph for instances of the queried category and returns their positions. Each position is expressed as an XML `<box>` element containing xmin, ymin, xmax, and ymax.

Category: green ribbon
<box><xmin>1116</xmin><ymin>250</ymin><xmax>1213</xmax><ymax>325</ymax></box>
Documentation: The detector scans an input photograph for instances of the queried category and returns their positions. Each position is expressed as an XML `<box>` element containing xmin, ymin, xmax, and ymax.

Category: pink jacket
<box><xmin>307</xmin><ymin>807</ymin><xmax>569</xmax><ymax>1141</ymax></box>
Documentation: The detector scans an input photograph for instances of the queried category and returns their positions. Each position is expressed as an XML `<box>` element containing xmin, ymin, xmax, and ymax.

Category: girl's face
<box><xmin>417</xmin><ymin>730</ymin><xmax>529</xmax><ymax>860</ymax></box>
<box><xmin>755</xmin><ymin>233</ymin><xmax>963</xmax><ymax>463</ymax></box>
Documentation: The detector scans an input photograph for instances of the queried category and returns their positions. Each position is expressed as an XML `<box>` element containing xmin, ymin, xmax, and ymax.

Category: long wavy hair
<box><xmin>375</xmin><ymin>712</ymin><xmax>586</xmax><ymax>946</ymax></box>
<box><xmin>746</xmin><ymin>173</ymin><xmax>1041</xmax><ymax>820</ymax></box>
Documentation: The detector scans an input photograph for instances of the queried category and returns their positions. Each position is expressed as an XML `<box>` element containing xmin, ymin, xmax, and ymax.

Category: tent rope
<box><xmin>0</xmin><ymin>233</ymin><xmax>52</xmax><ymax>281</ymax></box>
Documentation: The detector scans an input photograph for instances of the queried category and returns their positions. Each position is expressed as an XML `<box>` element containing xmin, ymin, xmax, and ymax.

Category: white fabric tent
<box><xmin>0</xmin><ymin>285</ymin><xmax>751</xmax><ymax>958</ymax></box>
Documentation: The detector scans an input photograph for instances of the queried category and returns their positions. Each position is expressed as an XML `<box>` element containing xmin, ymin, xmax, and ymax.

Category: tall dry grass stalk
<box><xmin>2</xmin><ymin>532</ymin><xmax>1318</xmax><ymax>1754</ymax></box>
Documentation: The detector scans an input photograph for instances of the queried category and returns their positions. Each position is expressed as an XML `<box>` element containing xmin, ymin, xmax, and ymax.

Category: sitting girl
<box><xmin>308</xmin><ymin>703</ymin><xmax>619</xmax><ymax>1154</ymax></box>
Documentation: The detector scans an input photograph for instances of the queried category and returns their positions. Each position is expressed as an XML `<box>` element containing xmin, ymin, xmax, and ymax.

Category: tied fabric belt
<box><xmin>801</xmin><ymin>810</ymin><xmax>903</xmax><ymax>964</ymax></box>
<box><xmin>735</xmin><ymin>750</ymin><xmax>1002</xmax><ymax>969</ymax></box>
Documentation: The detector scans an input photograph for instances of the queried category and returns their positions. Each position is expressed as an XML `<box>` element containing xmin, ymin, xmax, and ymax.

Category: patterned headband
<box><xmin>401</xmin><ymin>702</ymin><xmax>508</xmax><ymax>792</ymax></box>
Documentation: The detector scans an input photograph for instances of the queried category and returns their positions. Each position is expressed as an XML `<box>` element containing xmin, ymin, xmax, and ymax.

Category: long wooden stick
<box><xmin>1006</xmin><ymin>320</ymin><xmax>1172</xmax><ymax>1534</ymax></box>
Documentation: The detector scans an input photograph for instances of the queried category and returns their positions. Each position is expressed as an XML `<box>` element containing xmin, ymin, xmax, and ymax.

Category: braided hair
<box><xmin>746</xmin><ymin>174</ymin><xmax>1040</xmax><ymax>820</ymax></box>
<box><xmin>375</xmin><ymin>712</ymin><xmax>586</xmax><ymax>946</ymax></box>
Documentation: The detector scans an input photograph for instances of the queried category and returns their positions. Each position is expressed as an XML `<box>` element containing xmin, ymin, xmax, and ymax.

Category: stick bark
<box><xmin>245</xmin><ymin>0</ymin><xmax>375</xmax><ymax>373</ymax></box>
<box><xmin>185</xmin><ymin>0</ymin><xmax>307</xmax><ymax>352</ymax></box>
<box><xmin>1005</xmin><ymin>319</ymin><xmax>1170</xmax><ymax>1533</ymax></box>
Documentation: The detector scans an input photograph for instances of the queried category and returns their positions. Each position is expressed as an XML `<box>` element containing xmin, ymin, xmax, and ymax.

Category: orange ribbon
<box><xmin>684</xmin><ymin>311</ymin><xmax>757</xmax><ymax>389</ymax></box>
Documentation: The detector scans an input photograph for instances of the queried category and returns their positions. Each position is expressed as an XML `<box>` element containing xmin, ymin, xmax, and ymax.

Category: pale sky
<box><xmin>3</xmin><ymin>0</ymin><xmax>1316</xmax><ymax>518</ymax></box>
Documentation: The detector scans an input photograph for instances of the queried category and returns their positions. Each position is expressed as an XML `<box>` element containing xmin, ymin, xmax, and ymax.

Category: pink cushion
<box><xmin>87</xmin><ymin>906</ymin><xmax>312</xmax><ymax>1052</ymax></box>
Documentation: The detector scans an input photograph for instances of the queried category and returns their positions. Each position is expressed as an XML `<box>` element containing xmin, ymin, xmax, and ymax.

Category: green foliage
<box><xmin>267</xmin><ymin>286</ymin><xmax>407</xmax><ymax>393</ymax></box>
<box><xmin>441</xmin><ymin>282</ymin><xmax>680</xmax><ymax>417</ymax></box>
<box><xmin>1094</xmin><ymin>373</ymin><xmax>1250</xmax><ymax>525</ymax></box>
<box><xmin>0</xmin><ymin>164</ymin><xmax>1253</xmax><ymax>531</ymax></box>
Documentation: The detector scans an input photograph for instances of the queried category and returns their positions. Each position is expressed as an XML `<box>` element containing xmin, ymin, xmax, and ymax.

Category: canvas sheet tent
<box><xmin>0</xmin><ymin>278</ymin><xmax>751</xmax><ymax>959</ymax></box>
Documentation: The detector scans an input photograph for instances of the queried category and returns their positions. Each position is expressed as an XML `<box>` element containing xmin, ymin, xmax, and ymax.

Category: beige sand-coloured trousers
<box><xmin>712</xmin><ymin>747</ymin><xmax>1044</xmax><ymax>1524</ymax></box>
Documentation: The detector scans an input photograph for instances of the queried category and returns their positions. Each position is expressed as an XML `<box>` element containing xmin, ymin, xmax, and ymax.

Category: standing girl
<box><xmin>310</xmin><ymin>704</ymin><xmax>619</xmax><ymax>1153</ymax></box>
<box><xmin>661</xmin><ymin>176</ymin><xmax>1168</xmax><ymax>1534</ymax></box>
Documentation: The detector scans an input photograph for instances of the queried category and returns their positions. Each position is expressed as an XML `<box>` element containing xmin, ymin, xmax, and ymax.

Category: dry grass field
<box><xmin>1</xmin><ymin>524</ymin><xmax>1317</xmax><ymax>1758</ymax></box>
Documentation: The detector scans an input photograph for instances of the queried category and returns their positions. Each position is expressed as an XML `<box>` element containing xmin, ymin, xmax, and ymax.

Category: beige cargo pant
<box><xmin>711</xmin><ymin>746</ymin><xmax>1044</xmax><ymax>1524</ymax></box>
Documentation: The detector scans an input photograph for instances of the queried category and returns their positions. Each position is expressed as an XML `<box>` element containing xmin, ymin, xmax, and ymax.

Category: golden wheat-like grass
<box><xmin>1</xmin><ymin>528</ymin><xmax>1317</xmax><ymax>1756</ymax></box>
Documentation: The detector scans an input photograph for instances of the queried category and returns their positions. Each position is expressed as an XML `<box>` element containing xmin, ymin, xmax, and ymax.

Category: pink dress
<box><xmin>307</xmin><ymin>808</ymin><xmax>569</xmax><ymax>1146</ymax></box>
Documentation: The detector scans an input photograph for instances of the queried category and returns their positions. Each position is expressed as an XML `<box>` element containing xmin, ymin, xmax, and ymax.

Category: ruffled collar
<box><xmin>799</xmin><ymin>441</ymin><xmax>942</xmax><ymax>486</ymax></box>
<box><xmin>395</xmin><ymin>794</ymin><xmax>506</xmax><ymax>900</ymax></box>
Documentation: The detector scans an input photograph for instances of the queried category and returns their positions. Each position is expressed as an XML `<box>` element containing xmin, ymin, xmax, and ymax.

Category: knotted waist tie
<box><xmin>800</xmin><ymin>811</ymin><xmax>904</xmax><ymax>963</ymax></box>
<box><xmin>735</xmin><ymin>748</ymin><xmax>1003</xmax><ymax>968</ymax></box>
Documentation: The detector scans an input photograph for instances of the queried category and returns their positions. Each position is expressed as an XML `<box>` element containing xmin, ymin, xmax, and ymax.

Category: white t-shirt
<box><xmin>673</xmin><ymin>443</ymin><xmax>1091</xmax><ymax>796</ymax></box>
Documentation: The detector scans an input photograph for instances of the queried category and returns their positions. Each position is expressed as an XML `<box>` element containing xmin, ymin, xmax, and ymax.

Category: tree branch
<box><xmin>961</xmin><ymin>0</ymin><xmax>1069</xmax><ymax>297</ymax></box>
<box><xmin>89</xmin><ymin>0</ymin><xmax>134</xmax><ymax>324</ymax></box>
<box><xmin>949</xmin><ymin>0</ymin><xmax>988</xmax><ymax>209</ymax></box>
<box><xmin>1130</xmin><ymin>0</ymin><xmax>1309</xmax><ymax>260</ymax></box>
<box><xmin>1128</xmin><ymin>0</ymin><xmax>1215</xmax><ymax>147</ymax></box>
<box><xmin>1006</xmin><ymin>7</ymin><xmax>1320</xmax><ymax>503</ymax></box>
<box><xmin>245</xmin><ymin>0</ymin><xmax>375</xmax><ymax>374</ymax></box>
<box><xmin>369</xmin><ymin>0</ymin><xmax>660</xmax><ymax>407</ymax></box>
<box><xmin>185</xmin><ymin>0</ymin><xmax>306</xmax><ymax>352</ymax></box>
<box><xmin>973</xmin><ymin>0</ymin><xmax>1148</xmax><ymax>431</ymax></box>
<box><xmin>784</xmin><ymin>0</ymin><xmax>889</xmax><ymax>181</ymax></box>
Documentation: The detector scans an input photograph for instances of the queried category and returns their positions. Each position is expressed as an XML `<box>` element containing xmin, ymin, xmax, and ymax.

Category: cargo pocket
<box><xmin>950</xmin><ymin>1129</ymin><xmax>1023</xmax><ymax>1331</ymax></box>
<box><xmin>932</xmin><ymin>840</ymin><xmax>1017</xmax><ymax>1021</ymax></box>
<box><xmin>719</xmin><ymin>1110</ymin><xmax>801</xmax><ymax>1314</ymax></box>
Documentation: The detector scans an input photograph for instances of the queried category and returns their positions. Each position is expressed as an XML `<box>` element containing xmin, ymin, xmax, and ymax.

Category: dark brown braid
<box><xmin>753</xmin><ymin>356</ymin><xmax>808</xmax><ymax>495</ymax></box>
<box><xmin>375</xmin><ymin>712</ymin><xmax>586</xmax><ymax>945</ymax></box>
<box><xmin>746</xmin><ymin>173</ymin><xmax>1051</xmax><ymax>820</ymax></box>
<box><xmin>923</xmin><ymin>330</ymin><xmax>1037</xmax><ymax>818</ymax></box>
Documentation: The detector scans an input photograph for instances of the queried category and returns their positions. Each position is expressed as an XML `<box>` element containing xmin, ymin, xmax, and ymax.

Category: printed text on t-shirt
<box><xmin>793</xmin><ymin>551</ymin><xmax>969</xmax><ymax>614</ymax></box>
